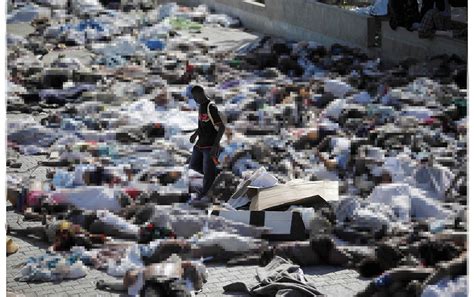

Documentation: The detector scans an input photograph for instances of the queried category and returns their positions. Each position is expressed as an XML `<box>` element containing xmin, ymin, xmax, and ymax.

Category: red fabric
<box><xmin>27</xmin><ymin>191</ymin><xmax>44</xmax><ymax>207</ymax></box>
<box><xmin>423</xmin><ymin>117</ymin><xmax>438</xmax><ymax>125</ymax></box>
<box><xmin>124</xmin><ymin>188</ymin><xmax>141</xmax><ymax>200</ymax></box>
<box><xmin>186</xmin><ymin>63</ymin><xmax>194</xmax><ymax>73</ymax></box>
<box><xmin>199</xmin><ymin>113</ymin><xmax>210</xmax><ymax>121</ymax></box>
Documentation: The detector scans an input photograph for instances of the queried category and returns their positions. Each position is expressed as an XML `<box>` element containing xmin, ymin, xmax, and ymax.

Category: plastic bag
<box><xmin>324</xmin><ymin>79</ymin><xmax>353</xmax><ymax>98</ymax></box>
<box><xmin>421</xmin><ymin>276</ymin><xmax>467</xmax><ymax>297</ymax></box>
<box><xmin>194</xmin><ymin>232</ymin><xmax>260</xmax><ymax>253</ymax></box>
<box><xmin>323</xmin><ymin>99</ymin><xmax>346</xmax><ymax>120</ymax></box>
<box><xmin>52</xmin><ymin>169</ymin><xmax>75</xmax><ymax>189</ymax></box>
<box><xmin>107</xmin><ymin>244</ymin><xmax>144</xmax><ymax>277</ymax></box>
<box><xmin>97</xmin><ymin>209</ymin><xmax>140</xmax><ymax>235</ymax></box>
<box><xmin>52</xmin><ymin>186</ymin><xmax>122</xmax><ymax>212</ymax></box>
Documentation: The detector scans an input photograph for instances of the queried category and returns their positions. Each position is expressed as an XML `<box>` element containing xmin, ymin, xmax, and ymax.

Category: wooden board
<box><xmin>249</xmin><ymin>180</ymin><xmax>339</xmax><ymax>211</ymax></box>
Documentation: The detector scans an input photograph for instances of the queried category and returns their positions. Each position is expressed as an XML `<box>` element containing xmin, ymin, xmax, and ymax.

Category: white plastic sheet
<box><xmin>51</xmin><ymin>186</ymin><xmax>122</xmax><ymax>212</ymax></box>
<box><xmin>71</xmin><ymin>0</ymin><xmax>103</xmax><ymax>15</ymax></box>
<box><xmin>107</xmin><ymin>243</ymin><xmax>143</xmax><ymax>277</ymax></box>
<box><xmin>7</xmin><ymin>115</ymin><xmax>36</xmax><ymax>132</ymax></box>
<box><xmin>368</xmin><ymin>183</ymin><xmax>452</xmax><ymax>220</ymax></box>
<box><xmin>401</xmin><ymin>106</ymin><xmax>434</xmax><ymax>121</ymax></box>
<box><xmin>194</xmin><ymin>231</ymin><xmax>260</xmax><ymax>253</ymax></box>
<box><xmin>413</xmin><ymin>164</ymin><xmax>455</xmax><ymax>201</ymax></box>
<box><xmin>421</xmin><ymin>276</ymin><xmax>467</xmax><ymax>297</ymax></box>
<box><xmin>323</xmin><ymin>99</ymin><xmax>346</xmax><ymax>120</ymax></box>
<box><xmin>352</xmin><ymin>0</ymin><xmax>388</xmax><ymax>16</ymax></box>
<box><xmin>336</xmin><ymin>196</ymin><xmax>396</xmax><ymax>232</ymax></box>
<box><xmin>7</xmin><ymin>4</ymin><xmax>49</xmax><ymax>23</ymax></box>
<box><xmin>205</xmin><ymin>14</ymin><xmax>240</xmax><ymax>27</ymax></box>
<box><xmin>352</xmin><ymin>91</ymin><xmax>372</xmax><ymax>104</ymax></box>
<box><xmin>227</xmin><ymin>166</ymin><xmax>279</xmax><ymax>208</ymax></box>
<box><xmin>97</xmin><ymin>209</ymin><xmax>140</xmax><ymax>235</ymax></box>
<box><xmin>92</xmin><ymin>35</ymin><xmax>145</xmax><ymax>57</ymax></box>
<box><xmin>36</xmin><ymin>0</ymin><xmax>68</xmax><ymax>8</ymax></box>
<box><xmin>324</xmin><ymin>79</ymin><xmax>353</xmax><ymax>98</ymax></box>
<box><xmin>381</xmin><ymin>154</ymin><xmax>416</xmax><ymax>183</ymax></box>
<box><xmin>158</xmin><ymin>3</ymin><xmax>179</xmax><ymax>20</ymax></box>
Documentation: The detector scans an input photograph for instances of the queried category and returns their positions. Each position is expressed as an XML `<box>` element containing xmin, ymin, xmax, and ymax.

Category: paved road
<box><xmin>7</xmin><ymin>228</ymin><xmax>369</xmax><ymax>297</ymax></box>
<box><xmin>6</xmin><ymin>115</ymin><xmax>371</xmax><ymax>297</ymax></box>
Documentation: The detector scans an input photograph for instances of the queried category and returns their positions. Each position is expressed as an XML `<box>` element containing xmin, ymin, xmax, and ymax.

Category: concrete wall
<box><xmin>170</xmin><ymin>0</ymin><xmax>466</xmax><ymax>62</ymax></box>
<box><xmin>176</xmin><ymin>0</ymin><xmax>377</xmax><ymax>49</ymax></box>
<box><xmin>381</xmin><ymin>22</ymin><xmax>467</xmax><ymax>62</ymax></box>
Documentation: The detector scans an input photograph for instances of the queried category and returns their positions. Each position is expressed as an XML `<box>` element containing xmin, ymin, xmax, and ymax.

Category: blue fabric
<box><xmin>336</xmin><ymin>152</ymin><xmax>350</xmax><ymax>170</ymax></box>
<box><xmin>101</xmin><ymin>55</ymin><xmax>126</xmax><ymax>68</ymax></box>
<box><xmin>19</xmin><ymin>251</ymin><xmax>85</xmax><ymax>282</ymax></box>
<box><xmin>16</xmin><ymin>188</ymin><xmax>27</xmax><ymax>213</ymax></box>
<box><xmin>76</xmin><ymin>20</ymin><xmax>105</xmax><ymax>32</ymax></box>
<box><xmin>374</xmin><ymin>274</ymin><xmax>391</xmax><ymax>287</ymax></box>
<box><xmin>52</xmin><ymin>169</ymin><xmax>75</xmax><ymax>189</ymax></box>
<box><xmin>143</xmin><ymin>39</ymin><xmax>166</xmax><ymax>50</ymax></box>
<box><xmin>61</xmin><ymin>118</ymin><xmax>83</xmax><ymax>131</ymax></box>
<box><xmin>39</xmin><ymin>84</ymin><xmax>96</xmax><ymax>104</ymax></box>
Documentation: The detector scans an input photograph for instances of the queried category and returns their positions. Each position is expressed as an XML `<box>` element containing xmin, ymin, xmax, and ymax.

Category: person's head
<box><xmin>376</xmin><ymin>243</ymin><xmax>403</xmax><ymax>269</ymax></box>
<box><xmin>57</xmin><ymin>221</ymin><xmax>72</xmax><ymax>240</ymax></box>
<box><xmin>123</xmin><ymin>269</ymin><xmax>139</xmax><ymax>288</ymax></box>
<box><xmin>357</xmin><ymin>257</ymin><xmax>384</xmax><ymax>278</ymax></box>
<box><xmin>310</xmin><ymin>234</ymin><xmax>335</xmax><ymax>261</ymax></box>
<box><xmin>191</xmin><ymin>85</ymin><xmax>207</xmax><ymax>104</ymax></box>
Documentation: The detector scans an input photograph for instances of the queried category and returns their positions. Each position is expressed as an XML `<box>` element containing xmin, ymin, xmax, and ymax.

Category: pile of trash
<box><xmin>6</xmin><ymin>1</ymin><xmax>467</xmax><ymax>296</ymax></box>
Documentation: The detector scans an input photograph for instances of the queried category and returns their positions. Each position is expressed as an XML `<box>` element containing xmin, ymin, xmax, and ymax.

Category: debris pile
<box><xmin>6</xmin><ymin>1</ymin><xmax>467</xmax><ymax>296</ymax></box>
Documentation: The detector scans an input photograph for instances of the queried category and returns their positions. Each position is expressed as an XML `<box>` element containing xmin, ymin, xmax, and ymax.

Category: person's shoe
<box><xmin>189</xmin><ymin>196</ymin><xmax>212</xmax><ymax>208</ymax></box>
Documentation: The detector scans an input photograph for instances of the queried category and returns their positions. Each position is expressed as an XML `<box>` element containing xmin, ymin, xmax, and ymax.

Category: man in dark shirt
<box><xmin>188</xmin><ymin>85</ymin><xmax>225</xmax><ymax>202</ymax></box>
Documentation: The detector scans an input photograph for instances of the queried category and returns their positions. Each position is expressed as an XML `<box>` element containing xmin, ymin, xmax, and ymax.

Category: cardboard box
<box><xmin>248</xmin><ymin>180</ymin><xmax>339</xmax><ymax>211</ymax></box>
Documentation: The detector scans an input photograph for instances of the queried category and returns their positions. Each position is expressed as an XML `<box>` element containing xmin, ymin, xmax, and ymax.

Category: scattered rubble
<box><xmin>6</xmin><ymin>1</ymin><xmax>467</xmax><ymax>296</ymax></box>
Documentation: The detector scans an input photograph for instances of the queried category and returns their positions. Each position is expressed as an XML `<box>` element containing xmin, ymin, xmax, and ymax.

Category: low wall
<box><xmin>170</xmin><ymin>0</ymin><xmax>467</xmax><ymax>62</ymax></box>
<box><xmin>177</xmin><ymin>0</ymin><xmax>377</xmax><ymax>49</ymax></box>
<box><xmin>381</xmin><ymin>22</ymin><xmax>467</xmax><ymax>62</ymax></box>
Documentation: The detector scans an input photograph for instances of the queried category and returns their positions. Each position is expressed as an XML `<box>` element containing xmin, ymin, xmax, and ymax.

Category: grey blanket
<box><xmin>224</xmin><ymin>256</ymin><xmax>323</xmax><ymax>296</ymax></box>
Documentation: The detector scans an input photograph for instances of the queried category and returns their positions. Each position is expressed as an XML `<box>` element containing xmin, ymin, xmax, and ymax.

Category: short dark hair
<box><xmin>310</xmin><ymin>234</ymin><xmax>335</xmax><ymax>261</ymax></box>
<box><xmin>357</xmin><ymin>258</ymin><xmax>384</xmax><ymax>278</ymax></box>
<box><xmin>191</xmin><ymin>85</ymin><xmax>205</xmax><ymax>93</ymax></box>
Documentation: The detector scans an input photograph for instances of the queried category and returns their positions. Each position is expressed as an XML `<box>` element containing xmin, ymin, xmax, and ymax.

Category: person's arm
<box><xmin>211</xmin><ymin>123</ymin><xmax>225</xmax><ymax>156</ymax></box>
<box><xmin>316</xmin><ymin>149</ymin><xmax>338</xmax><ymax>171</ymax></box>
<box><xmin>209</xmin><ymin>104</ymin><xmax>225</xmax><ymax>156</ymax></box>
<box><xmin>316</xmin><ymin>135</ymin><xmax>331</xmax><ymax>152</ymax></box>
<box><xmin>190</xmin><ymin>129</ymin><xmax>198</xmax><ymax>143</ymax></box>
<box><xmin>52</xmin><ymin>237</ymin><xmax>63</xmax><ymax>251</ymax></box>
<box><xmin>315</xmin><ymin>136</ymin><xmax>338</xmax><ymax>171</ymax></box>
<box><xmin>422</xmin><ymin>253</ymin><xmax>467</xmax><ymax>288</ymax></box>
<box><xmin>384</xmin><ymin>267</ymin><xmax>434</xmax><ymax>283</ymax></box>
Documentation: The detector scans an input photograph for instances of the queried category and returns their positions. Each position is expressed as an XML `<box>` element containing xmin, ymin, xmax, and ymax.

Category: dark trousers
<box><xmin>189</xmin><ymin>146</ymin><xmax>217</xmax><ymax>197</ymax></box>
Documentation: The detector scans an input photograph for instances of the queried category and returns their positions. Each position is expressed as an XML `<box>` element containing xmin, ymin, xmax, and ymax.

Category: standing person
<box><xmin>420</xmin><ymin>0</ymin><xmax>448</xmax><ymax>20</ymax></box>
<box><xmin>417</xmin><ymin>0</ymin><xmax>466</xmax><ymax>38</ymax></box>
<box><xmin>188</xmin><ymin>85</ymin><xmax>225</xmax><ymax>203</ymax></box>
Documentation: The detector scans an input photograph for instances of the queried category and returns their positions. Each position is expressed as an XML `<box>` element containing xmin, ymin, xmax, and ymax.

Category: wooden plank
<box><xmin>249</xmin><ymin>180</ymin><xmax>338</xmax><ymax>211</ymax></box>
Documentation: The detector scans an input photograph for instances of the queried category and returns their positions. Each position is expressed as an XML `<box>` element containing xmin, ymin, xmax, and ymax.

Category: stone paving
<box><xmin>6</xmin><ymin>117</ymin><xmax>371</xmax><ymax>297</ymax></box>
